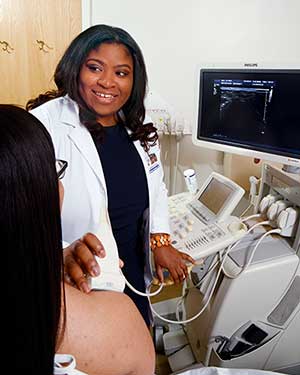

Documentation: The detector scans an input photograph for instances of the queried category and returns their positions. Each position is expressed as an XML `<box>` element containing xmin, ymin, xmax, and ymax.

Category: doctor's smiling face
<box><xmin>79</xmin><ymin>42</ymin><xmax>134</xmax><ymax>127</ymax></box>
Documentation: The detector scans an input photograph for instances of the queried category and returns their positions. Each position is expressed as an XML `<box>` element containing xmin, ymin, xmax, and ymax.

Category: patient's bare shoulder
<box><xmin>58</xmin><ymin>284</ymin><xmax>155</xmax><ymax>375</ymax></box>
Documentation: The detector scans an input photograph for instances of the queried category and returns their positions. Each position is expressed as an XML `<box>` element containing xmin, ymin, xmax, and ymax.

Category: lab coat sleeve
<box><xmin>30</xmin><ymin>103</ymin><xmax>59</xmax><ymax>142</ymax></box>
<box><xmin>30</xmin><ymin>103</ymin><xmax>67</xmax><ymax>167</ymax></box>
<box><xmin>149</xmin><ymin>140</ymin><xmax>171</xmax><ymax>235</ymax></box>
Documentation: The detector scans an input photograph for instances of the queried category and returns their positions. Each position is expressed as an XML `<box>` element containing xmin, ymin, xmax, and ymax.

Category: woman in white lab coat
<box><xmin>28</xmin><ymin>24</ymin><xmax>194</xmax><ymax>325</ymax></box>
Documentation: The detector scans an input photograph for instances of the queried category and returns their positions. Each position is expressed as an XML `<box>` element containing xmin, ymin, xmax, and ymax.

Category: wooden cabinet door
<box><xmin>0</xmin><ymin>0</ymin><xmax>81</xmax><ymax>107</ymax></box>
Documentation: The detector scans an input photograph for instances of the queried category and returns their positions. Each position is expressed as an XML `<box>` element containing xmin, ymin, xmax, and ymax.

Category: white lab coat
<box><xmin>31</xmin><ymin>95</ymin><xmax>170</xmax><ymax>284</ymax></box>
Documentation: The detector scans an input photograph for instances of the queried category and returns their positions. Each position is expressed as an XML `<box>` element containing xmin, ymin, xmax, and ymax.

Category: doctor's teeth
<box><xmin>96</xmin><ymin>92</ymin><xmax>113</xmax><ymax>98</ymax></box>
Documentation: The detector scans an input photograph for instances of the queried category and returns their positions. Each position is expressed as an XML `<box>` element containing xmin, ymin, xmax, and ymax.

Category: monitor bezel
<box><xmin>190</xmin><ymin>172</ymin><xmax>245</xmax><ymax>223</ymax></box>
<box><xmin>192</xmin><ymin>64</ymin><xmax>300</xmax><ymax>168</ymax></box>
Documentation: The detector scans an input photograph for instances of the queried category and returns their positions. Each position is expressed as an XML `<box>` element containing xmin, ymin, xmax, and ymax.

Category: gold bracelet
<box><xmin>150</xmin><ymin>233</ymin><xmax>171</xmax><ymax>251</ymax></box>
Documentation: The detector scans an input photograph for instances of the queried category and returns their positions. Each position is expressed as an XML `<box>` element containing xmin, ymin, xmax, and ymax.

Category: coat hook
<box><xmin>0</xmin><ymin>40</ymin><xmax>14</xmax><ymax>53</ymax></box>
<box><xmin>36</xmin><ymin>40</ymin><xmax>53</xmax><ymax>53</ymax></box>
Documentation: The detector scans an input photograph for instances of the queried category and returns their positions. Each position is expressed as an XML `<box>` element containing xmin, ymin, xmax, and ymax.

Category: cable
<box><xmin>241</xmin><ymin>192</ymin><xmax>286</xmax><ymax>222</ymax></box>
<box><xmin>223</xmin><ymin>223</ymin><xmax>281</xmax><ymax>279</ymax></box>
<box><xmin>192</xmin><ymin>254</ymin><xmax>220</xmax><ymax>289</ymax></box>
<box><xmin>239</xmin><ymin>203</ymin><xmax>253</xmax><ymax>218</ymax></box>
<box><xmin>226</xmin><ymin>220</ymin><xmax>271</xmax><ymax>249</ymax></box>
<box><xmin>121</xmin><ymin>218</ymin><xmax>278</xmax><ymax>319</ymax></box>
<box><xmin>236</xmin><ymin>228</ymin><xmax>281</xmax><ymax>276</ymax></box>
<box><xmin>147</xmin><ymin>220</ymin><xmax>271</xmax><ymax>324</ymax></box>
<box><xmin>239</xmin><ymin>176</ymin><xmax>261</xmax><ymax>218</ymax></box>
<box><xmin>122</xmin><ymin>261</ymin><xmax>199</xmax><ymax>298</ymax></box>
<box><xmin>120</xmin><ymin>269</ymin><xmax>164</xmax><ymax>297</ymax></box>
<box><xmin>174</xmin><ymin>256</ymin><xmax>220</xmax><ymax>322</ymax></box>
<box><xmin>241</xmin><ymin>213</ymin><xmax>262</xmax><ymax>222</ymax></box>
<box><xmin>148</xmin><ymin>247</ymin><xmax>231</xmax><ymax>325</ymax></box>
<box><xmin>175</xmin><ymin>279</ymin><xmax>188</xmax><ymax>321</ymax></box>
<box><xmin>122</xmin><ymin>220</ymin><xmax>271</xmax><ymax>311</ymax></box>
<box><xmin>219</xmin><ymin>220</ymin><xmax>271</xmax><ymax>278</ymax></box>
<box><xmin>244</xmin><ymin>219</ymin><xmax>270</xmax><ymax>230</ymax></box>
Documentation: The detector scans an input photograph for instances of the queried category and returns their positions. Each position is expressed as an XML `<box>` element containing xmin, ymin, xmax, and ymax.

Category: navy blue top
<box><xmin>93</xmin><ymin>125</ymin><xmax>150</xmax><ymax>325</ymax></box>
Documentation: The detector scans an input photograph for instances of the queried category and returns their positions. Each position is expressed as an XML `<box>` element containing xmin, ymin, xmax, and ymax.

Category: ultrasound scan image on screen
<box><xmin>197</xmin><ymin>69</ymin><xmax>300</xmax><ymax>160</ymax></box>
<box><xmin>198</xmin><ymin>178</ymin><xmax>233</xmax><ymax>215</ymax></box>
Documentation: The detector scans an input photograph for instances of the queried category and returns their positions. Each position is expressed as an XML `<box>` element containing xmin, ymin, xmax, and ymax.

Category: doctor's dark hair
<box><xmin>26</xmin><ymin>24</ymin><xmax>158</xmax><ymax>151</ymax></box>
<box><xmin>0</xmin><ymin>105</ymin><xmax>65</xmax><ymax>374</ymax></box>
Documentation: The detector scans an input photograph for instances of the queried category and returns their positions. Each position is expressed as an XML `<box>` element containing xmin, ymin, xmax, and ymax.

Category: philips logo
<box><xmin>244</xmin><ymin>63</ymin><xmax>258</xmax><ymax>67</ymax></box>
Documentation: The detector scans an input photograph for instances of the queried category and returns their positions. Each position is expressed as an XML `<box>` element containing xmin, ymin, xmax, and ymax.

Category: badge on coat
<box><xmin>148</xmin><ymin>153</ymin><xmax>159</xmax><ymax>173</ymax></box>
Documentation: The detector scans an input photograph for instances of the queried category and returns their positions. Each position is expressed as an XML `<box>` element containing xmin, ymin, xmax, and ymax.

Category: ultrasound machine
<box><xmin>154</xmin><ymin>65</ymin><xmax>300</xmax><ymax>375</ymax></box>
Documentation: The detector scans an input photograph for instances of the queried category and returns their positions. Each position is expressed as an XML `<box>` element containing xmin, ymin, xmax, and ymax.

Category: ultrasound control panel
<box><xmin>168</xmin><ymin>185</ymin><xmax>246</xmax><ymax>260</ymax></box>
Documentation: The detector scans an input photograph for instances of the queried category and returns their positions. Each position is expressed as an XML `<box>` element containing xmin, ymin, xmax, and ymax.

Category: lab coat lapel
<box><xmin>133</xmin><ymin>139</ymin><xmax>150</xmax><ymax>179</ymax></box>
<box><xmin>59</xmin><ymin>100</ymin><xmax>107</xmax><ymax>194</ymax></box>
<box><xmin>132</xmin><ymin>139</ymin><xmax>154</xmax><ymax>284</ymax></box>
<box><xmin>68</xmin><ymin>126</ymin><xmax>107</xmax><ymax>191</ymax></box>
<box><xmin>133</xmin><ymin>138</ymin><xmax>152</xmax><ymax>219</ymax></box>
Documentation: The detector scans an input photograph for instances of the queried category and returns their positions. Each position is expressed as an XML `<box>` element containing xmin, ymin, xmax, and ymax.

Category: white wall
<box><xmin>83</xmin><ymin>0</ymin><xmax>300</xmax><ymax>193</ymax></box>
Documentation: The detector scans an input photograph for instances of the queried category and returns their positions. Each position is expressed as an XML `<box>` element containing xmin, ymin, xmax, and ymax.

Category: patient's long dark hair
<box><xmin>0</xmin><ymin>105</ymin><xmax>65</xmax><ymax>374</ymax></box>
<box><xmin>26</xmin><ymin>24</ymin><xmax>158</xmax><ymax>151</ymax></box>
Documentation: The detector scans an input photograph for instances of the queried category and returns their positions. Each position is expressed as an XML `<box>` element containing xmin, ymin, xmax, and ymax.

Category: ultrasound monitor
<box><xmin>192</xmin><ymin>67</ymin><xmax>300</xmax><ymax>171</ymax></box>
<box><xmin>198</xmin><ymin>177</ymin><xmax>233</xmax><ymax>215</ymax></box>
<box><xmin>187</xmin><ymin>172</ymin><xmax>245</xmax><ymax>223</ymax></box>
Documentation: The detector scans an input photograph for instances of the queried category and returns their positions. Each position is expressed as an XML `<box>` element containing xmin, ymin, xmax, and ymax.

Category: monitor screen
<box><xmin>198</xmin><ymin>177</ymin><xmax>233</xmax><ymax>214</ymax></box>
<box><xmin>194</xmin><ymin>68</ymin><xmax>300</xmax><ymax>167</ymax></box>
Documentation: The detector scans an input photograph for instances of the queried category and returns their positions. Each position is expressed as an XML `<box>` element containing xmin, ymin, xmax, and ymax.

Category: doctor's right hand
<box><xmin>63</xmin><ymin>232</ymin><xmax>106</xmax><ymax>293</ymax></box>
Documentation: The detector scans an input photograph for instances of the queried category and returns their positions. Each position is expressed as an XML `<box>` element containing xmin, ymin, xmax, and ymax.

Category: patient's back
<box><xmin>58</xmin><ymin>285</ymin><xmax>155</xmax><ymax>375</ymax></box>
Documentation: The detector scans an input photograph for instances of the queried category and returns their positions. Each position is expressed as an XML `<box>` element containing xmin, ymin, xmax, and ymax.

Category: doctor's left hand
<box><xmin>152</xmin><ymin>244</ymin><xmax>195</xmax><ymax>285</ymax></box>
<box><xmin>63</xmin><ymin>232</ymin><xmax>105</xmax><ymax>293</ymax></box>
